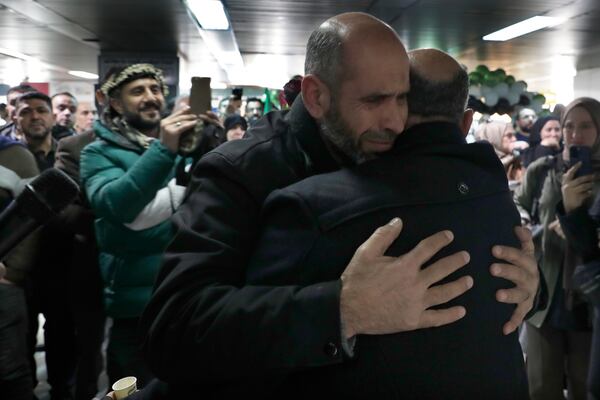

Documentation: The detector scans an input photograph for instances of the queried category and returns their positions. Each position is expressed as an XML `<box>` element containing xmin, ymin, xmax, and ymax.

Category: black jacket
<box><xmin>140</xmin><ymin>98</ymin><xmax>349</xmax><ymax>393</ymax></box>
<box><xmin>246</xmin><ymin>122</ymin><xmax>529</xmax><ymax>399</ymax></box>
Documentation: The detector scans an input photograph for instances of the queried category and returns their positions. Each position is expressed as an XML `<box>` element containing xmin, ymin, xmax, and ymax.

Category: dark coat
<box><xmin>140</xmin><ymin>98</ymin><xmax>349</xmax><ymax>393</ymax></box>
<box><xmin>246</xmin><ymin>122</ymin><xmax>529</xmax><ymax>399</ymax></box>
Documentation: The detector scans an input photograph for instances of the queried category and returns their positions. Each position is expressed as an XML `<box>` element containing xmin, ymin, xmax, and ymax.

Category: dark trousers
<box><xmin>526</xmin><ymin>321</ymin><xmax>592</xmax><ymax>400</ymax></box>
<box><xmin>33</xmin><ymin>279</ymin><xmax>77</xmax><ymax>400</ymax></box>
<box><xmin>0</xmin><ymin>283</ymin><xmax>32</xmax><ymax>400</ymax></box>
<box><xmin>590</xmin><ymin>309</ymin><xmax>600</xmax><ymax>399</ymax></box>
<box><xmin>107</xmin><ymin>318</ymin><xmax>154</xmax><ymax>388</ymax></box>
<box><xmin>70</xmin><ymin>236</ymin><xmax>105</xmax><ymax>400</ymax></box>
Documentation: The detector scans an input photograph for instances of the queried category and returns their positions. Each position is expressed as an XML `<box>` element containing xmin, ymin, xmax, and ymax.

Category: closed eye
<box><xmin>362</xmin><ymin>94</ymin><xmax>388</xmax><ymax>104</ymax></box>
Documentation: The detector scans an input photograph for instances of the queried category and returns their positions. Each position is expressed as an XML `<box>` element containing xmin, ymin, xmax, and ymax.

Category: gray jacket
<box><xmin>514</xmin><ymin>155</ymin><xmax>564</xmax><ymax>327</ymax></box>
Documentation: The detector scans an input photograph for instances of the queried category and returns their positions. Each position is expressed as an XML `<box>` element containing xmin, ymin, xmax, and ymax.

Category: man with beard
<box><xmin>244</xmin><ymin>97</ymin><xmax>264</xmax><ymax>127</ymax></box>
<box><xmin>17</xmin><ymin>92</ymin><xmax>58</xmax><ymax>171</ymax></box>
<box><xmin>244</xmin><ymin>48</ymin><xmax>535</xmax><ymax>398</ymax></box>
<box><xmin>141</xmin><ymin>13</ymin><xmax>539</xmax><ymax>397</ymax></box>
<box><xmin>0</xmin><ymin>84</ymin><xmax>38</xmax><ymax>140</ymax></box>
<box><xmin>15</xmin><ymin>91</ymin><xmax>80</xmax><ymax>399</ymax></box>
<box><xmin>515</xmin><ymin>107</ymin><xmax>538</xmax><ymax>142</ymax></box>
<box><xmin>80</xmin><ymin>63</ymin><xmax>196</xmax><ymax>386</ymax></box>
<box><xmin>51</xmin><ymin>92</ymin><xmax>78</xmax><ymax>140</ymax></box>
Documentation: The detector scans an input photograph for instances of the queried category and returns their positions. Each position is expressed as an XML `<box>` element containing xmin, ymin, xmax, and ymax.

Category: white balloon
<box><xmin>510</xmin><ymin>81</ymin><xmax>527</xmax><ymax>94</ymax></box>
<box><xmin>469</xmin><ymin>85</ymin><xmax>481</xmax><ymax>98</ymax></box>
<box><xmin>485</xmin><ymin>92</ymin><xmax>499</xmax><ymax>106</ymax></box>
<box><xmin>531</xmin><ymin>99</ymin><xmax>544</xmax><ymax>113</ymax></box>
<box><xmin>496</xmin><ymin>82</ymin><xmax>509</xmax><ymax>98</ymax></box>
<box><xmin>481</xmin><ymin>85</ymin><xmax>493</xmax><ymax>98</ymax></box>
<box><xmin>507</xmin><ymin>92</ymin><xmax>520</xmax><ymax>105</ymax></box>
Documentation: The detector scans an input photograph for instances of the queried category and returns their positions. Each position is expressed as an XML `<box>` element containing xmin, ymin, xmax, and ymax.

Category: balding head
<box><xmin>302</xmin><ymin>13</ymin><xmax>410</xmax><ymax>162</ymax></box>
<box><xmin>305</xmin><ymin>12</ymin><xmax>405</xmax><ymax>93</ymax></box>
<box><xmin>407</xmin><ymin>48</ymin><xmax>469</xmax><ymax>127</ymax></box>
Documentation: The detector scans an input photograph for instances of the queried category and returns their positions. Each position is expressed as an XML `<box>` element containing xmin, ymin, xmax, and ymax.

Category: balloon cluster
<box><xmin>468</xmin><ymin>65</ymin><xmax>546</xmax><ymax>115</ymax></box>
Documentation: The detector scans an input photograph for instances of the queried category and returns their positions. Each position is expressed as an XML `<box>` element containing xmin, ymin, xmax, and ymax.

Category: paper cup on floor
<box><xmin>112</xmin><ymin>376</ymin><xmax>137</xmax><ymax>399</ymax></box>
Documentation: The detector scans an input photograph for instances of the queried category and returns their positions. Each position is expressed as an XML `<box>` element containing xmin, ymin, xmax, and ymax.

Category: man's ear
<box><xmin>109</xmin><ymin>97</ymin><xmax>123</xmax><ymax>115</ymax></box>
<box><xmin>301</xmin><ymin>74</ymin><xmax>331</xmax><ymax>120</ymax></box>
<box><xmin>460</xmin><ymin>109</ymin><xmax>474</xmax><ymax>136</ymax></box>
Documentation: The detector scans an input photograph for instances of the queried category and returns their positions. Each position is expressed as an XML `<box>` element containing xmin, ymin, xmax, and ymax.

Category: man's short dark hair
<box><xmin>16</xmin><ymin>92</ymin><xmax>52</xmax><ymax>110</ymax></box>
<box><xmin>304</xmin><ymin>21</ymin><xmax>344</xmax><ymax>91</ymax></box>
<box><xmin>51</xmin><ymin>92</ymin><xmax>78</xmax><ymax>106</ymax></box>
<box><xmin>7</xmin><ymin>84</ymin><xmax>37</xmax><ymax>98</ymax></box>
<box><xmin>408</xmin><ymin>65</ymin><xmax>469</xmax><ymax>122</ymax></box>
<box><xmin>246</xmin><ymin>97</ymin><xmax>264</xmax><ymax>107</ymax></box>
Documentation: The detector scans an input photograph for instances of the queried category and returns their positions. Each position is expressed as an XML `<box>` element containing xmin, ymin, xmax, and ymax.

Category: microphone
<box><xmin>0</xmin><ymin>168</ymin><xmax>79</xmax><ymax>261</ymax></box>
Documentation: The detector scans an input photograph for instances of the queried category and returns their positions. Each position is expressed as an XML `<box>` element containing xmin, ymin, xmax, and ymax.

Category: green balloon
<box><xmin>505</xmin><ymin>75</ymin><xmax>515</xmax><ymax>85</ymax></box>
<box><xmin>533</xmin><ymin>94</ymin><xmax>546</xmax><ymax>103</ymax></box>
<box><xmin>469</xmin><ymin>72</ymin><xmax>482</xmax><ymax>85</ymax></box>
<box><xmin>475</xmin><ymin>65</ymin><xmax>489</xmax><ymax>75</ymax></box>
<box><xmin>484</xmin><ymin>72</ymin><xmax>500</xmax><ymax>87</ymax></box>
<box><xmin>495</xmin><ymin>69</ymin><xmax>507</xmax><ymax>80</ymax></box>
<box><xmin>516</xmin><ymin>80</ymin><xmax>528</xmax><ymax>90</ymax></box>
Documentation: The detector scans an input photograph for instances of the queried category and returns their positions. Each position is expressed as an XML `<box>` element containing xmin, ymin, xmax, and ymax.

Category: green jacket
<box><xmin>513</xmin><ymin>155</ymin><xmax>564</xmax><ymax>327</ymax></box>
<box><xmin>81</xmin><ymin>121</ymin><xmax>179</xmax><ymax>318</ymax></box>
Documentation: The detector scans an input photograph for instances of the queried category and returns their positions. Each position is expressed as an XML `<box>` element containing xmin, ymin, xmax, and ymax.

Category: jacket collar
<box><xmin>286</xmin><ymin>96</ymin><xmax>341</xmax><ymax>175</ymax></box>
<box><xmin>93</xmin><ymin>120</ymin><xmax>144</xmax><ymax>153</ymax></box>
<box><xmin>391</xmin><ymin>121</ymin><xmax>466</xmax><ymax>155</ymax></box>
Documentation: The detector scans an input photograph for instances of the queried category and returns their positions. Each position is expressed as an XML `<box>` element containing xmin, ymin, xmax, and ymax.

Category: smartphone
<box><xmin>189</xmin><ymin>77</ymin><xmax>212</xmax><ymax>115</ymax></box>
<box><xmin>570</xmin><ymin>145</ymin><xmax>593</xmax><ymax>178</ymax></box>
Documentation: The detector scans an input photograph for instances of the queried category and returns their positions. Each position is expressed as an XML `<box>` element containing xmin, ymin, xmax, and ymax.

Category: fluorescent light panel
<box><xmin>0</xmin><ymin>46</ymin><xmax>36</xmax><ymax>61</ymax></box>
<box><xmin>68</xmin><ymin>70</ymin><xmax>99</xmax><ymax>79</ymax></box>
<box><xmin>483</xmin><ymin>16</ymin><xmax>566</xmax><ymax>41</ymax></box>
<box><xmin>185</xmin><ymin>0</ymin><xmax>230</xmax><ymax>30</ymax></box>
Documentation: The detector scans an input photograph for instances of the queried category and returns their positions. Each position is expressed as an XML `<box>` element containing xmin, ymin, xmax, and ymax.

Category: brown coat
<box><xmin>0</xmin><ymin>144</ymin><xmax>40</xmax><ymax>284</ymax></box>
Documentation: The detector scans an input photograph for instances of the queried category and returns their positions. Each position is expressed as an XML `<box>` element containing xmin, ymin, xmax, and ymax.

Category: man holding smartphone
<box><xmin>80</xmin><ymin>63</ymin><xmax>197</xmax><ymax>386</ymax></box>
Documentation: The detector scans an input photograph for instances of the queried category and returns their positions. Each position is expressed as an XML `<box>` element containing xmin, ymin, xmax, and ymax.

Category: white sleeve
<box><xmin>124</xmin><ymin>178</ymin><xmax>187</xmax><ymax>231</ymax></box>
<box><xmin>0</xmin><ymin>166</ymin><xmax>34</xmax><ymax>196</ymax></box>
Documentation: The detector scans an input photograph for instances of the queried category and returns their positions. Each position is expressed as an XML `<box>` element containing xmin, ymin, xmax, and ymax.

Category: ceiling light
<box><xmin>210</xmin><ymin>81</ymin><xmax>228</xmax><ymax>89</ymax></box>
<box><xmin>483</xmin><ymin>16</ymin><xmax>566</xmax><ymax>41</ymax></box>
<box><xmin>68</xmin><ymin>70</ymin><xmax>99</xmax><ymax>80</ymax></box>
<box><xmin>184</xmin><ymin>0</ymin><xmax>230</xmax><ymax>30</ymax></box>
<box><xmin>0</xmin><ymin>46</ymin><xmax>35</xmax><ymax>61</ymax></box>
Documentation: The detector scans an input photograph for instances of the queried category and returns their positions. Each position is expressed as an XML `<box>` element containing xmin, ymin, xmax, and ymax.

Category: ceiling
<box><xmin>1</xmin><ymin>0</ymin><xmax>600</xmax><ymax>97</ymax></box>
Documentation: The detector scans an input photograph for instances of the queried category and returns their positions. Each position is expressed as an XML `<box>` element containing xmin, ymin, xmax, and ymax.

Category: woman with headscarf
<box><xmin>514</xmin><ymin>97</ymin><xmax>599</xmax><ymax>400</ymax></box>
<box><xmin>522</xmin><ymin>116</ymin><xmax>563</xmax><ymax>167</ymax></box>
<box><xmin>475</xmin><ymin>120</ymin><xmax>529</xmax><ymax>182</ymax></box>
<box><xmin>553</xmin><ymin>97</ymin><xmax>600</xmax><ymax>400</ymax></box>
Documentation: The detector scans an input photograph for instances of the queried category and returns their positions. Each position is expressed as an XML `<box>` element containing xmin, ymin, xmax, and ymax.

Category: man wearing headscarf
<box><xmin>80</xmin><ymin>63</ymin><xmax>195</xmax><ymax>385</ymax></box>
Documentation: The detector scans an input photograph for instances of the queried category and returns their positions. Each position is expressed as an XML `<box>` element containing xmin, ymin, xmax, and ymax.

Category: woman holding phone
<box><xmin>514</xmin><ymin>97</ymin><xmax>600</xmax><ymax>400</ymax></box>
<box><xmin>555</xmin><ymin>97</ymin><xmax>600</xmax><ymax>400</ymax></box>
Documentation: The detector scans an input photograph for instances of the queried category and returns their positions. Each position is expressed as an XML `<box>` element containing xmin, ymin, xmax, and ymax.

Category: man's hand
<box><xmin>340</xmin><ymin>218</ymin><xmax>472</xmax><ymax>338</ymax></box>
<box><xmin>490</xmin><ymin>226</ymin><xmax>539</xmax><ymax>335</ymax></box>
<box><xmin>0</xmin><ymin>262</ymin><xmax>12</xmax><ymax>285</ymax></box>
<box><xmin>540</xmin><ymin>137</ymin><xmax>561</xmax><ymax>149</ymax></box>
<box><xmin>548</xmin><ymin>219</ymin><xmax>566</xmax><ymax>240</ymax></box>
<box><xmin>160</xmin><ymin>106</ymin><xmax>199</xmax><ymax>154</ymax></box>
<box><xmin>512</xmin><ymin>140</ymin><xmax>530</xmax><ymax>151</ymax></box>
<box><xmin>562</xmin><ymin>162</ymin><xmax>594</xmax><ymax>213</ymax></box>
<box><xmin>199</xmin><ymin>110</ymin><xmax>224</xmax><ymax>129</ymax></box>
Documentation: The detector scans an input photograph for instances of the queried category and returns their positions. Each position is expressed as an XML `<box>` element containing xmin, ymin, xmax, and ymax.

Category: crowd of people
<box><xmin>0</xmin><ymin>11</ymin><xmax>597</xmax><ymax>400</ymax></box>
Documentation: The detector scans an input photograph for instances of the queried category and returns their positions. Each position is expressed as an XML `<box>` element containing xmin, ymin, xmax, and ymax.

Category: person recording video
<box><xmin>554</xmin><ymin>97</ymin><xmax>600</xmax><ymax>400</ymax></box>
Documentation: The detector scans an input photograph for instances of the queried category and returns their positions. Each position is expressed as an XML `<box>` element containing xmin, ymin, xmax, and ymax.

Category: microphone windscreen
<box><xmin>28</xmin><ymin>168</ymin><xmax>80</xmax><ymax>213</ymax></box>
